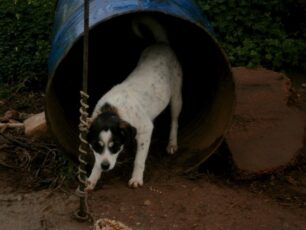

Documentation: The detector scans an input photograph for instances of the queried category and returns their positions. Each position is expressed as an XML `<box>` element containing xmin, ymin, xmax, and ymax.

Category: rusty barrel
<box><xmin>46</xmin><ymin>0</ymin><xmax>235</xmax><ymax>173</ymax></box>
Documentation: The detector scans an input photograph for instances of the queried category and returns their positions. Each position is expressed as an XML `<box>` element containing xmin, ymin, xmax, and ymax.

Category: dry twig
<box><xmin>0</xmin><ymin>122</ymin><xmax>24</xmax><ymax>133</ymax></box>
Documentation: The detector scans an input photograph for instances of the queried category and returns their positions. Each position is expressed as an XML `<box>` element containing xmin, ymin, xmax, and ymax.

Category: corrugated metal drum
<box><xmin>46</xmin><ymin>0</ymin><xmax>235</xmax><ymax>173</ymax></box>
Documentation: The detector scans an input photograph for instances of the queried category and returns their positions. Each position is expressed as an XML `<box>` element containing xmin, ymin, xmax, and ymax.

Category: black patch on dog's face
<box><xmin>87</xmin><ymin>104</ymin><xmax>137</xmax><ymax>154</ymax></box>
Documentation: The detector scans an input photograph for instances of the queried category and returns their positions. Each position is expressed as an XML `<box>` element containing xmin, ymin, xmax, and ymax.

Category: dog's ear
<box><xmin>119</xmin><ymin>120</ymin><xmax>137</xmax><ymax>142</ymax></box>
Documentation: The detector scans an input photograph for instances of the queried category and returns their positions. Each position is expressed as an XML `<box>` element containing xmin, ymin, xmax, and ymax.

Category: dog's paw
<box><xmin>166</xmin><ymin>144</ymin><xmax>178</xmax><ymax>154</ymax></box>
<box><xmin>128</xmin><ymin>177</ymin><xmax>143</xmax><ymax>188</ymax></box>
<box><xmin>84</xmin><ymin>179</ymin><xmax>96</xmax><ymax>192</ymax></box>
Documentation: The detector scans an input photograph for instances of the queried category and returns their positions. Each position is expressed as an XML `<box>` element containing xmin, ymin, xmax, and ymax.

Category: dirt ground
<box><xmin>0</xmin><ymin>69</ymin><xmax>306</xmax><ymax>230</ymax></box>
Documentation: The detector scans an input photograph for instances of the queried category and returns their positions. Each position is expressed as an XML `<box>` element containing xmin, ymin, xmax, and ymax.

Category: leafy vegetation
<box><xmin>197</xmin><ymin>0</ymin><xmax>306</xmax><ymax>72</ymax></box>
<box><xmin>0</xmin><ymin>0</ymin><xmax>305</xmax><ymax>96</ymax></box>
<box><xmin>0</xmin><ymin>0</ymin><xmax>56</xmax><ymax>94</ymax></box>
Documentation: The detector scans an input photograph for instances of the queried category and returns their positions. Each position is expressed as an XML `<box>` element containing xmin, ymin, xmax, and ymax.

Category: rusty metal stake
<box><xmin>74</xmin><ymin>0</ymin><xmax>90</xmax><ymax>221</ymax></box>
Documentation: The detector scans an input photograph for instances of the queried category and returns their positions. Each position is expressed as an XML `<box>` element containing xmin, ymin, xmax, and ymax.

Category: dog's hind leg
<box><xmin>167</xmin><ymin>73</ymin><xmax>183</xmax><ymax>154</ymax></box>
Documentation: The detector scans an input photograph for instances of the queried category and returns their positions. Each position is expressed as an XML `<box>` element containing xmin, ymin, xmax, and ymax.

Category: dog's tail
<box><xmin>132</xmin><ymin>15</ymin><xmax>168</xmax><ymax>44</ymax></box>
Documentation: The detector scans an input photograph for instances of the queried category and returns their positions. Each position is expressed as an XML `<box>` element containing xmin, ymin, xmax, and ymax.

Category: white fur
<box><xmin>86</xmin><ymin>16</ymin><xmax>183</xmax><ymax>189</ymax></box>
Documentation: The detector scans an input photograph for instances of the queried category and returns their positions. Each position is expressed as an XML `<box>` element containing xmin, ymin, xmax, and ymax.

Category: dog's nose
<box><xmin>101</xmin><ymin>161</ymin><xmax>110</xmax><ymax>171</ymax></box>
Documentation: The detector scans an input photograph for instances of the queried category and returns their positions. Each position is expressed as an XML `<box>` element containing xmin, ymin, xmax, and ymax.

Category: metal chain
<box><xmin>74</xmin><ymin>0</ymin><xmax>91</xmax><ymax>221</ymax></box>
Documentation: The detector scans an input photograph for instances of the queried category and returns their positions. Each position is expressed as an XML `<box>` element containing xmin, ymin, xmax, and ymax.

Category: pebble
<box><xmin>144</xmin><ymin>200</ymin><xmax>151</xmax><ymax>206</ymax></box>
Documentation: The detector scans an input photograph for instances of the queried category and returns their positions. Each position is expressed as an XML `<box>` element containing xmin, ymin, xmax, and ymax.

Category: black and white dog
<box><xmin>85</xmin><ymin>16</ymin><xmax>183</xmax><ymax>190</ymax></box>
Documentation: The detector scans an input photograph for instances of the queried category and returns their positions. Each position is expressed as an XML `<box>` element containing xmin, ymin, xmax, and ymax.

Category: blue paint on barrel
<box><xmin>48</xmin><ymin>0</ymin><xmax>213</xmax><ymax>77</ymax></box>
<box><xmin>46</xmin><ymin>0</ymin><xmax>235</xmax><ymax>172</ymax></box>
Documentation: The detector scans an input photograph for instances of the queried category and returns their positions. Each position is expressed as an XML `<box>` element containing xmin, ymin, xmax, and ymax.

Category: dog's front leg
<box><xmin>85</xmin><ymin>164</ymin><xmax>102</xmax><ymax>191</ymax></box>
<box><xmin>129</xmin><ymin>122</ymin><xmax>153</xmax><ymax>188</ymax></box>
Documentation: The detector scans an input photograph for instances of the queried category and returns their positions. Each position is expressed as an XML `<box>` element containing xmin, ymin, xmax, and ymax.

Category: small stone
<box><xmin>144</xmin><ymin>200</ymin><xmax>151</xmax><ymax>206</ymax></box>
<box><xmin>24</xmin><ymin>112</ymin><xmax>50</xmax><ymax>139</ymax></box>
<box><xmin>16</xmin><ymin>195</ymin><xmax>23</xmax><ymax>201</ymax></box>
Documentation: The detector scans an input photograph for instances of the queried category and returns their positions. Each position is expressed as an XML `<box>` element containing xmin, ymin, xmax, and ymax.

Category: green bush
<box><xmin>0</xmin><ymin>0</ymin><xmax>56</xmax><ymax>92</ymax></box>
<box><xmin>197</xmin><ymin>0</ymin><xmax>306</xmax><ymax>72</ymax></box>
<box><xmin>0</xmin><ymin>0</ymin><xmax>305</xmax><ymax>95</ymax></box>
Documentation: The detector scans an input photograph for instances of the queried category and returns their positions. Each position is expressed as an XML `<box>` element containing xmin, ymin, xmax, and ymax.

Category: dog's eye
<box><xmin>91</xmin><ymin>141</ymin><xmax>104</xmax><ymax>153</ymax></box>
<box><xmin>109</xmin><ymin>142</ymin><xmax>122</xmax><ymax>154</ymax></box>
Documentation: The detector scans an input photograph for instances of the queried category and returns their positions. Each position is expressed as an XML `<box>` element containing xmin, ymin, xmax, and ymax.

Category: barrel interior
<box><xmin>46</xmin><ymin>12</ymin><xmax>235</xmax><ymax>170</ymax></box>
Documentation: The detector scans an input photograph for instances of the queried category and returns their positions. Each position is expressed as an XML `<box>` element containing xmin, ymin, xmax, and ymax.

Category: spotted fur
<box><xmin>86</xmin><ymin>16</ymin><xmax>182</xmax><ymax>190</ymax></box>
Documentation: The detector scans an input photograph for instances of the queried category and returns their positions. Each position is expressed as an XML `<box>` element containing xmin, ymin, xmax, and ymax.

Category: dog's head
<box><xmin>87</xmin><ymin>103</ymin><xmax>136</xmax><ymax>172</ymax></box>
